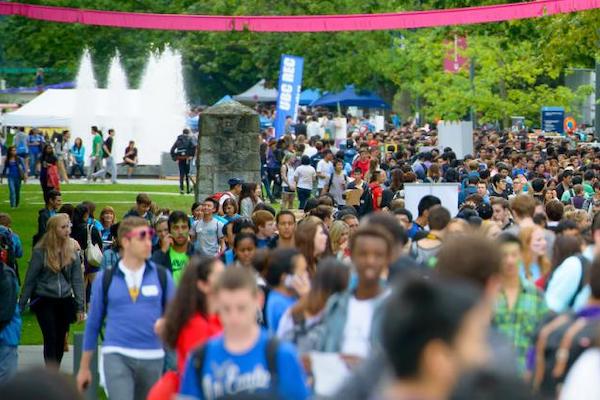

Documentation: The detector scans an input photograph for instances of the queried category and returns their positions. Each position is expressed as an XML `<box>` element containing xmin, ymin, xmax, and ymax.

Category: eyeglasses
<box><xmin>124</xmin><ymin>228</ymin><xmax>155</xmax><ymax>240</ymax></box>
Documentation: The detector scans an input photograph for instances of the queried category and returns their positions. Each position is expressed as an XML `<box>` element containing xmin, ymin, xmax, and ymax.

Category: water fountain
<box><xmin>71</xmin><ymin>49</ymin><xmax>97</xmax><ymax>158</ymax></box>
<box><xmin>105</xmin><ymin>51</ymin><xmax>132</xmax><ymax>164</ymax></box>
<box><xmin>70</xmin><ymin>47</ymin><xmax>188</xmax><ymax>165</ymax></box>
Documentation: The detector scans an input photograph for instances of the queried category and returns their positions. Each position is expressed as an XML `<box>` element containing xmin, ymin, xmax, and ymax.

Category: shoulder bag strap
<box><xmin>266</xmin><ymin>337</ymin><xmax>280</xmax><ymax>391</ymax></box>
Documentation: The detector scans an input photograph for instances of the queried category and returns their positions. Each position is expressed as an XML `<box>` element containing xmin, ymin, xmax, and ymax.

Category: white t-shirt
<box><xmin>118</xmin><ymin>261</ymin><xmax>145</xmax><ymax>293</ymax></box>
<box><xmin>306</xmin><ymin>121</ymin><xmax>321</xmax><ymax>139</ymax></box>
<box><xmin>340</xmin><ymin>296</ymin><xmax>376</xmax><ymax>358</ymax></box>
<box><xmin>303</xmin><ymin>145</ymin><xmax>318</xmax><ymax>158</ymax></box>
<box><xmin>316</xmin><ymin>159</ymin><xmax>334</xmax><ymax>189</ymax></box>
<box><xmin>294</xmin><ymin>165</ymin><xmax>316</xmax><ymax>190</ymax></box>
<box><xmin>560</xmin><ymin>348</ymin><xmax>600</xmax><ymax>400</ymax></box>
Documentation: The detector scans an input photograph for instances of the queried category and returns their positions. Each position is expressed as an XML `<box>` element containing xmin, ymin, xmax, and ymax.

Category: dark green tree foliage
<box><xmin>0</xmin><ymin>0</ymin><xmax>598</xmax><ymax>123</ymax></box>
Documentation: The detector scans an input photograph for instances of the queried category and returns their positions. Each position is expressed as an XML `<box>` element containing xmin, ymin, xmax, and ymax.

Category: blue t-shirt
<box><xmin>179</xmin><ymin>330</ymin><xmax>309</xmax><ymax>400</ymax></box>
<box><xmin>256</xmin><ymin>237</ymin><xmax>272</xmax><ymax>249</ymax></box>
<box><xmin>266</xmin><ymin>291</ymin><xmax>296</xmax><ymax>333</ymax></box>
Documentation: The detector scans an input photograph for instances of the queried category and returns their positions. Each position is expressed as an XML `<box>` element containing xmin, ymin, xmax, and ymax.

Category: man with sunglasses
<box><xmin>77</xmin><ymin>217</ymin><xmax>175</xmax><ymax>400</ymax></box>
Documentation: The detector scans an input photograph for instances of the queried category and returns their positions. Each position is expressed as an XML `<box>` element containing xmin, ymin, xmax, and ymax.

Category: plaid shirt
<box><xmin>493</xmin><ymin>279</ymin><xmax>549</xmax><ymax>371</ymax></box>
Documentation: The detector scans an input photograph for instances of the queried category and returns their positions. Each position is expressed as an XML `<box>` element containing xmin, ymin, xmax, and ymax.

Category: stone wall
<box><xmin>196</xmin><ymin>101</ymin><xmax>261</xmax><ymax>200</ymax></box>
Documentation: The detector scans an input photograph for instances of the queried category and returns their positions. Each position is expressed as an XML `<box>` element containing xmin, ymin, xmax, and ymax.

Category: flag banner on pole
<box><xmin>274</xmin><ymin>55</ymin><xmax>304</xmax><ymax>138</ymax></box>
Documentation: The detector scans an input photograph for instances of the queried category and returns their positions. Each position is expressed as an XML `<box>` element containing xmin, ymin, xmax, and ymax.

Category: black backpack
<box><xmin>170</xmin><ymin>135</ymin><xmax>193</xmax><ymax>160</ymax></box>
<box><xmin>532</xmin><ymin>313</ymin><xmax>600</xmax><ymax>397</ymax></box>
<box><xmin>192</xmin><ymin>337</ymin><xmax>280</xmax><ymax>398</ymax></box>
<box><xmin>0</xmin><ymin>262</ymin><xmax>18</xmax><ymax>331</ymax></box>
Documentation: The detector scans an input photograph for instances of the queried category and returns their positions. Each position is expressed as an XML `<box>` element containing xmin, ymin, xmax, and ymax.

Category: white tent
<box><xmin>2</xmin><ymin>89</ymin><xmax>73</xmax><ymax>127</ymax></box>
<box><xmin>1</xmin><ymin>89</ymin><xmax>186</xmax><ymax>164</ymax></box>
<box><xmin>234</xmin><ymin>79</ymin><xmax>278</xmax><ymax>103</ymax></box>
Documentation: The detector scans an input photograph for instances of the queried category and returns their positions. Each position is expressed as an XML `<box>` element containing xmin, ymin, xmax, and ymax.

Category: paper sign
<box><xmin>310</xmin><ymin>352</ymin><xmax>351</xmax><ymax>397</ymax></box>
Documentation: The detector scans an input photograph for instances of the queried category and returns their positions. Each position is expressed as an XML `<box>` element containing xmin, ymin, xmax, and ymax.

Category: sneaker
<box><xmin>180</xmin><ymin>190</ymin><xmax>184</xmax><ymax>195</ymax></box>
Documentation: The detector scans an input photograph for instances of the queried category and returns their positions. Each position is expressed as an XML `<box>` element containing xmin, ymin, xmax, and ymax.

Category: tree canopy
<box><xmin>0</xmin><ymin>0</ymin><xmax>598</xmax><ymax>126</ymax></box>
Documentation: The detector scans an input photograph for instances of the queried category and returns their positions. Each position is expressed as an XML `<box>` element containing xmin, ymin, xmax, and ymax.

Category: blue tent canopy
<box><xmin>299</xmin><ymin>89</ymin><xmax>321</xmax><ymax>106</ymax></box>
<box><xmin>214</xmin><ymin>95</ymin><xmax>233</xmax><ymax>105</ymax></box>
<box><xmin>310</xmin><ymin>85</ymin><xmax>390</xmax><ymax>109</ymax></box>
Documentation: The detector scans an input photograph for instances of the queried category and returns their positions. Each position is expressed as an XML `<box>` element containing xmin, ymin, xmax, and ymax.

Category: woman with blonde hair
<box><xmin>329</xmin><ymin>220</ymin><xmax>350</xmax><ymax>262</ymax></box>
<box><xmin>519</xmin><ymin>225</ymin><xmax>551</xmax><ymax>286</ymax></box>
<box><xmin>480</xmin><ymin>220</ymin><xmax>501</xmax><ymax>239</ymax></box>
<box><xmin>19</xmin><ymin>214</ymin><xmax>85</xmax><ymax>367</ymax></box>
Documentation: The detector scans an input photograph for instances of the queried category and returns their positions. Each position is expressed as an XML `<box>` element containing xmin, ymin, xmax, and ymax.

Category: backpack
<box><xmin>532</xmin><ymin>312</ymin><xmax>600</xmax><ymax>397</ymax></box>
<box><xmin>211</xmin><ymin>192</ymin><xmax>228</xmax><ymax>202</ymax></box>
<box><xmin>285</xmin><ymin>314</ymin><xmax>327</xmax><ymax>354</ymax></box>
<box><xmin>192</xmin><ymin>337</ymin><xmax>280</xmax><ymax>398</ymax></box>
<box><xmin>0</xmin><ymin>226</ymin><xmax>17</xmax><ymax>273</ymax></box>
<box><xmin>545</xmin><ymin>254</ymin><xmax>589</xmax><ymax>309</ymax></box>
<box><xmin>0</xmin><ymin>263</ymin><xmax>17</xmax><ymax>331</ymax></box>
<box><xmin>100</xmin><ymin>262</ymin><xmax>168</xmax><ymax>331</ymax></box>
<box><xmin>170</xmin><ymin>135</ymin><xmax>193</xmax><ymax>161</ymax></box>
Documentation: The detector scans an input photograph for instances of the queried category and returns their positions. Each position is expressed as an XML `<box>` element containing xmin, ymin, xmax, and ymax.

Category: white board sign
<box><xmin>437</xmin><ymin>120</ymin><xmax>474</xmax><ymax>160</ymax></box>
<box><xmin>404</xmin><ymin>183</ymin><xmax>461</xmax><ymax>219</ymax></box>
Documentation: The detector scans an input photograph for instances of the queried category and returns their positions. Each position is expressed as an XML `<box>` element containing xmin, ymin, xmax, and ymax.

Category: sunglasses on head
<box><xmin>124</xmin><ymin>228</ymin><xmax>155</xmax><ymax>240</ymax></box>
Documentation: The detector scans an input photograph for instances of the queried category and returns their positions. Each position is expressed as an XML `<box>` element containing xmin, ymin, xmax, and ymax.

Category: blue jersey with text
<box><xmin>179</xmin><ymin>330</ymin><xmax>309</xmax><ymax>400</ymax></box>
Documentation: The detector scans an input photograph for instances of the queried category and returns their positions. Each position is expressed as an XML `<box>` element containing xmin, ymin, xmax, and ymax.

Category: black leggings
<box><xmin>33</xmin><ymin>297</ymin><xmax>72</xmax><ymax>367</ymax></box>
<box><xmin>178</xmin><ymin>159</ymin><xmax>190</xmax><ymax>192</ymax></box>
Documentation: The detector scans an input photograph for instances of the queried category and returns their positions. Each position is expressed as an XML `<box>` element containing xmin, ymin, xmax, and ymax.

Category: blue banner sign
<box><xmin>541</xmin><ymin>106</ymin><xmax>565</xmax><ymax>134</ymax></box>
<box><xmin>274</xmin><ymin>55</ymin><xmax>304</xmax><ymax>138</ymax></box>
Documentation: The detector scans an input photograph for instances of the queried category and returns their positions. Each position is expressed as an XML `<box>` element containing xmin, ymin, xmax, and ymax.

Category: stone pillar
<box><xmin>195</xmin><ymin>101</ymin><xmax>261</xmax><ymax>201</ymax></box>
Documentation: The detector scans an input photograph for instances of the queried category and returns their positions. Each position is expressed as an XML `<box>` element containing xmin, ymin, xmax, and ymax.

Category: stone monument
<box><xmin>195</xmin><ymin>101</ymin><xmax>261</xmax><ymax>200</ymax></box>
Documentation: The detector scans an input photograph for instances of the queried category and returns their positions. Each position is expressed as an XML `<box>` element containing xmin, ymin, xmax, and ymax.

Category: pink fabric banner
<box><xmin>0</xmin><ymin>0</ymin><xmax>598</xmax><ymax>32</ymax></box>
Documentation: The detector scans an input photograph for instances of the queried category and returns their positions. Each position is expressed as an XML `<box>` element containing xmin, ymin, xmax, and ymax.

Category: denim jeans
<box><xmin>0</xmin><ymin>345</ymin><xmax>17</xmax><ymax>384</ymax></box>
<box><xmin>92</xmin><ymin>156</ymin><xmax>117</xmax><ymax>183</ymax></box>
<box><xmin>7</xmin><ymin>176</ymin><xmax>21</xmax><ymax>207</ymax></box>
<box><xmin>29</xmin><ymin>151</ymin><xmax>40</xmax><ymax>176</ymax></box>
<box><xmin>70</xmin><ymin>161</ymin><xmax>85</xmax><ymax>178</ymax></box>
<box><xmin>103</xmin><ymin>353</ymin><xmax>163</xmax><ymax>400</ymax></box>
<box><xmin>87</xmin><ymin>156</ymin><xmax>103</xmax><ymax>179</ymax></box>
<box><xmin>297</xmin><ymin>188</ymin><xmax>312</xmax><ymax>209</ymax></box>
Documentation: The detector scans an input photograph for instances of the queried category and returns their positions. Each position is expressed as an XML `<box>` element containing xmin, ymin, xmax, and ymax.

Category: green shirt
<box><xmin>169</xmin><ymin>247</ymin><xmax>189</xmax><ymax>284</ymax></box>
<box><xmin>493</xmin><ymin>279</ymin><xmax>548</xmax><ymax>372</ymax></box>
<box><xmin>92</xmin><ymin>134</ymin><xmax>103</xmax><ymax>157</ymax></box>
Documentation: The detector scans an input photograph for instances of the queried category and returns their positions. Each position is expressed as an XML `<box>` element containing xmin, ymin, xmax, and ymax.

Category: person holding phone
<box><xmin>264</xmin><ymin>248</ymin><xmax>310</xmax><ymax>333</ymax></box>
<box><xmin>151</xmin><ymin>211</ymin><xmax>196</xmax><ymax>285</ymax></box>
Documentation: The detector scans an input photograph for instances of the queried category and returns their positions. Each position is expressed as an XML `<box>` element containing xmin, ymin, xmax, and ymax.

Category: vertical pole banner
<box><xmin>274</xmin><ymin>54</ymin><xmax>304</xmax><ymax>138</ymax></box>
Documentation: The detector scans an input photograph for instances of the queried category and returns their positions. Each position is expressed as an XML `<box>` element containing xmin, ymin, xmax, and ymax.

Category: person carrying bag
<box><xmin>19</xmin><ymin>213</ymin><xmax>85</xmax><ymax>367</ymax></box>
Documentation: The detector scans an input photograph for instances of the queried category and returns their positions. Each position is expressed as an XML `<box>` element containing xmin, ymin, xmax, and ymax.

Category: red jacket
<box><xmin>148</xmin><ymin>313</ymin><xmax>222</xmax><ymax>400</ymax></box>
<box><xmin>176</xmin><ymin>313</ymin><xmax>222</xmax><ymax>372</ymax></box>
<box><xmin>353</xmin><ymin>158</ymin><xmax>370</xmax><ymax>178</ymax></box>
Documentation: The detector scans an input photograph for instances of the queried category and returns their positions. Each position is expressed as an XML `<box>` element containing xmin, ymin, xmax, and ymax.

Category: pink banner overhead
<box><xmin>0</xmin><ymin>0</ymin><xmax>598</xmax><ymax>32</ymax></box>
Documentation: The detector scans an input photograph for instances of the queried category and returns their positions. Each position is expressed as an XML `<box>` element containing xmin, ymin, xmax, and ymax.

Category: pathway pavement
<box><xmin>18</xmin><ymin>345</ymin><xmax>73</xmax><ymax>373</ymax></box>
<box><xmin>21</xmin><ymin>177</ymin><xmax>181</xmax><ymax>186</ymax></box>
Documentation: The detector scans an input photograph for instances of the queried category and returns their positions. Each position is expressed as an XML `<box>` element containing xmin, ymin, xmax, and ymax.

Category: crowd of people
<box><xmin>1</xmin><ymin>114</ymin><xmax>600</xmax><ymax>400</ymax></box>
<box><xmin>1</xmin><ymin>126</ymin><xmax>139</xmax><ymax>206</ymax></box>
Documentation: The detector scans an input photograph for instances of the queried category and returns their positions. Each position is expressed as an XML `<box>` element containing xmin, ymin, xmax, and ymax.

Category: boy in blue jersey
<box><xmin>179</xmin><ymin>268</ymin><xmax>309</xmax><ymax>400</ymax></box>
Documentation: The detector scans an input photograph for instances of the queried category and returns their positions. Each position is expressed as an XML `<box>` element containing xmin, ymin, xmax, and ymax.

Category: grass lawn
<box><xmin>1</xmin><ymin>181</ymin><xmax>196</xmax><ymax>345</ymax></box>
